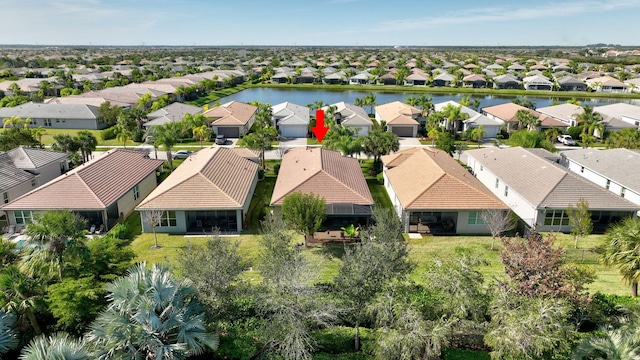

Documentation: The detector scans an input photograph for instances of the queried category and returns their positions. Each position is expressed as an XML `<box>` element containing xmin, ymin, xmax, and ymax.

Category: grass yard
<box><xmin>367</xmin><ymin>178</ymin><xmax>392</xmax><ymax>210</ymax></box>
<box><xmin>245</xmin><ymin>176</ymin><xmax>276</xmax><ymax>232</ymax></box>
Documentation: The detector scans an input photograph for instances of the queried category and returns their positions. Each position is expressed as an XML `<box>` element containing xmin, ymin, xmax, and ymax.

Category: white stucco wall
<box><xmin>116</xmin><ymin>172</ymin><xmax>158</xmax><ymax>218</ymax></box>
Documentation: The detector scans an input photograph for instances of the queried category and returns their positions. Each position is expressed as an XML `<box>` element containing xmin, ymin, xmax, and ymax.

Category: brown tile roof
<box><xmin>270</xmin><ymin>147</ymin><xmax>373</xmax><ymax>206</ymax></box>
<box><xmin>136</xmin><ymin>147</ymin><xmax>258</xmax><ymax>210</ymax></box>
<box><xmin>482</xmin><ymin>102</ymin><xmax>553</xmax><ymax>124</ymax></box>
<box><xmin>202</xmin><ymin>101</ymin><xmax>257</xmax><ymax>126</ymax></box>
<box><xmin>382</xmin><ymin>148</ymin><xmax>507</xmax><ymax>210</ymax></box>
<box><xmin>1</xmin><ymin>149</ymin><xmax>164</xmax><ymax>211</ymax></box>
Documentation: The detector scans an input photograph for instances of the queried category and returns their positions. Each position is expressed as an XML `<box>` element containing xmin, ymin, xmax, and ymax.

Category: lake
<box><xmin>217</xmin><ymin>87</ymin><xmax>640</xmax><ymax>109</ymax></box>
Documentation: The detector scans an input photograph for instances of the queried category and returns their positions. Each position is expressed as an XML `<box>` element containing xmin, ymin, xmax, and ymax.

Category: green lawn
<box><xmin>367</xmin><ymin>179</ymin><xmax>392</xmax><ymax>210</ymax></box>
<box><xmin>245</xmin><ymin>176</ymin><xmax>276</xmax><ymax>232</ymax></box>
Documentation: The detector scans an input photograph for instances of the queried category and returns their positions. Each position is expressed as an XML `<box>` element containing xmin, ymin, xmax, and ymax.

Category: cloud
<box><xmin>377</xmin><ymin>0</ymin><xmax>640</xmax><ymax>31</ymax></box>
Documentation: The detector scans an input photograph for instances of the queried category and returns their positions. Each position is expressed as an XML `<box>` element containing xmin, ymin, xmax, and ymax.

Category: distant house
<box><xmin>435</xmin><ymin>100</ymin><xmax>503</xmax><ymax>136</ymax></box>
<box><xmin>466</xmin><ymin>147</ymin><xmax>639</xmax><ymax>232</ymax></box>
<box><xmin>271</xmin><ymin>102</ymin><xmax>310</xmax><ymax>138</ymax></box>
<box><xmin>324</xmin><ymin>102</ymin><xmax>373</xmax><ymax>137</ymax></box>
<box><xmin>560</xmin><ymin>148</ymin><xmax>640</xmax><ymax>214</ymax></box>
<box><xmin>556</xmin><ymin>75</ymin><xmax>587</xmax><ymax>92</ymax></box>
<box><xmin>404</xmin><ymin>72</ymin><xmax>429</xmax><ymax>86</ymax></box>
<box><xmin>136</xmin><ymin>147</ymin><xmax>259</xmax><ymax>233</ymax></box>
<box><xmin>375</xmin><ymin>101</ymin><xmax>421</xmax><ymax>137</ymax></box>
<box><xmin>270</xmin><ymin>147</ymin><xmax>374</xmax><ymax>229</ymax></box>
<box><xmin>493</xmin><ymin>74</ymin><xmax>521</xmax><ymax>89</ymax></box>
<box><xmin>1</xmin><ymin>149</ymin><xmax>164</xmax><ymax>231</ymax></box>
<box><xmin>536</xmin><ymin>103</ymin><xmax>584</xmax><ymax>127</ymax></box>
<box><xmin>349</xmin><ymin>71</ymin><xmax>375</xmax><ymax>85</ymax></box>
<box><xmin>380</xmin><ymin>72</ymin><xmax>397</xmax><ymax>85</ymax></box>
<box><xmin>0</xmin><ymin>102</ymin><xmax>106</xmax><ymax>130</ymax></box>
<box><xmin>144</xmin><ymin>102</ymin><xmax>203</xmax><ymax>128</ymax></box>
<box><xmin>324</xmin><ymin>71</ymin><xmax>346</xmax><ymax>84</ymax></box>
<box><xmin>482</xmin><ymin>102</ymin><xmax>566</xmax><ymax>132</ymax></box>
<box><xmin>202</xmin><ymin>101</ymin><xmax>257</xmax><ymax>138</ymax></box>
<box><xmin>432</xmin><ymin>73</ymin><xmax>455</xmax><ymax>87</ymax></box>
<box><xmin>382</xmin><ymin>147</ymin><xmax>507</xmax><ymax>234</ymax></box>
<box><xmin>594</xmin><ymin>103</ymin><xmax>640</xmax><ymax>131</ymax></box>
<box><xmin>462</xmin><ymin>74</ymin><xmax>487</xmax><ymax>88</ymax></box>
<box><xmin>586</xmin><ymin>76</ymin><xmax>629</xmax><ymax>93</ymax></box>
<box><xmin>523</xmin><ymin>75</ymin><xmax>554</xmax><ymax>91</ymax></box>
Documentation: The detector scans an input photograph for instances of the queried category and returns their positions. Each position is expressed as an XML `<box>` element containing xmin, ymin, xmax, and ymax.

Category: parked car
<box><xmin>215</xmin><ymin>134</ymin><xmax>227</xmax><ymax>145</ymax></box>
<box><xmin>172</xmin><ymin>150</ymin><xmax>192</xmax><ymax>159</ymax></box>
<box><xmin>557</xmin><ymin>135</ymin><xmax>576</xmax><ymax>146</ymax></box>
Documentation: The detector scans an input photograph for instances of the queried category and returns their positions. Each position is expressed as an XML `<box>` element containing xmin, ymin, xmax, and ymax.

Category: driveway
<box><xmin>398</xmin><ymin>137</ymin><xmax>422</xmax><ymax>148</ymax></box>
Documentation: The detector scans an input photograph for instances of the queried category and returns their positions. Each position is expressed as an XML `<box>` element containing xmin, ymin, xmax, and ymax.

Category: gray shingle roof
<box><xmin>0</xmin><ymin>155</ymin><xmax>35</xmax><ymax>192</ymax></box>
<box><xmin>0</xmin><ymin>102</ymin><xmax>99</xmax><ymax>120</ymax></box>
<box><xmin>5</xmin><ymin>147</ymin><xmax>68</xmax><ymax>170</ymax></box>
<box><xmin>467</xmin><ymin>147</ymin><xmax>639</xmax><ymax>211</ymax></box>
<box><xmin>560</xmin><ymin>148</ymin><xmax>640</xmax><ymax>192</ymax></box>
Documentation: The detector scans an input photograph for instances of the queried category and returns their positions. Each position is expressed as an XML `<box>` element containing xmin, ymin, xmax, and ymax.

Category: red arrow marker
<box><xmin>311</xmin><ymin>109</ymin><xmax>329</xmax><ymax>143</ymax></box>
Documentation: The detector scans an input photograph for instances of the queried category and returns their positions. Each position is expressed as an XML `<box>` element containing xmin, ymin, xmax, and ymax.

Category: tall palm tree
<box><xmin>154</xmin><ymin>122</ymin><xmax>181</xmax><ymax>171</ymax></box>
<box><xmin>86</xmin><ymin>263</ymin><xmax>218</xmax><ymax>359</ymax></box>
<box><xmin>76</xmin><ymin>130</ymin><xmax>98</xmax><ymax>163</ymax></box>
<box><xmin>576</xmin><ymin>105</ymin><xmax>604</xmax><ymax>137</ymax></box>
<box><xmin>0</xmin><ymin>266</ymin><xmax>45</xmax><ymax>335</ymax></box>
<box><xmin>442</xmin><ymin>104</ymin><xmax>469</xmax><ymax>133</ymax></box>
<box><xmin>602</xmin><ymin>217</ymin><xmax>640</xmax><ymax>297</ymax></box>
<box><xmin>30</xmin><ymin>126</ymin><xmax>45</xmax><ymax>144</ymax></box>
<box><xmin>19</xmin><ymin>332</ymin><xmax>89</xmax><ymax>360</ymax></box>
<box><xmin>193</xmin><ymin>124</ymin><xmax>210</xmax><ymax>148</ymax></box>
<box><xmin>516</xmin><ymin>109</ymin><xmax>541</xmax><ymax>131</ymax></box>
<box><xmin>470</xmin><ymin>125</ymin><xmax>488</xmax><ymax>147</ymax></box>
<box><xmin>113</xmin><ymin>124</ymin><xmax>131</xmax><ymax>149</ymax></box>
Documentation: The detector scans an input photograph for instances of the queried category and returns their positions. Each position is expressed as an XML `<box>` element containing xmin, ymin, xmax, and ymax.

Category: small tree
<box><xmin>281</xmin><ymin>192</ymin><xmax>326</xmax><ymax>246</ymax></box>
<box><xmin>567</xmin><ymin>198</ymin><xmax>593</xmax><ymax>249</ymax></box>
<box><xmin>141</xmin><ymin>210</ymin><xmax>164</xmax><ymax>249</ymax></box>
<box><xmin>480</xmin><ymin>209</ymin><xmax>517</xmax><ymax>250</ymax></box>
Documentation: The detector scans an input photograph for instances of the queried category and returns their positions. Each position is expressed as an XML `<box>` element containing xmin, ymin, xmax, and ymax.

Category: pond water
<box><xmin>217</xmin><ymin>87</ymin><xmax>640</xmax><ymax>109</ymax></box>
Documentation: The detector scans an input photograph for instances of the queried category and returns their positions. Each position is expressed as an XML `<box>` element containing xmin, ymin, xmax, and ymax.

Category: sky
<box><xmin>2</xmin><ymin>0</ymin><xmax>639</xmax><ymax>47</ymax></box>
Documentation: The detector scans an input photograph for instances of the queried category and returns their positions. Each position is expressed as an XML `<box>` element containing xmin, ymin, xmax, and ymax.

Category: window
<box><xmin>2</xmin><ymin>192</ymin><xmax>8</xmax><ymax>204</ymax></box>
<box><xmin>544</xmin><ymin>210</ymin><xmax>569</xmax><ymax>226</ymax></box>
<box><xmin>133</xmin><ymin>185</ymin><xmax>139</xmax><ymax>201</ymax></box>
<box><xmin>606</xmin><ymin>179</ymin><xmax>611</xmax><ymax>190</ymax></box>
<box><xmin>14</xmin><ymin>210</ymin><xmax>33</xmax><ymax>225</ymax></box>
<box><xmin>31</xmin><ymin>179</ymin><xmax>36</xmax><ymax>187</ymax></box>
<box><xmin>495</xmin><ymin>178</ymin><xmax>499</xmax><ymax>189</ymax></box>
<box><xmin>44</xmin><ymin>119</ymin><xmax>51</xmax><ymax>127</ymax></box>
<box><xmin>504</xmin><ymin>186</ymin><xmax>509</xmax><ymax>197</ymax></box>
<box><xmin>621</xmin><ymin>187</ymin><xmax>626</xmax><ymax>198</ymax></box>
<box><xmin>468</xmin><ymin>211</ymin><xmax>485</xmax><ymax>225</ymax></box>
<box><xmin>160</xmin><ymin>211</ymin><xmax>177</xmax><ymax>227</ymax></box>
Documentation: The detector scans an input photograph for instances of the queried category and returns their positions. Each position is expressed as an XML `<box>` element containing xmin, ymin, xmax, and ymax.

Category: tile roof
<box><xmin>466</xmin><ymin>147</ymin><xmax>640</xmax><ymax>211</ymax></box>
<box><xmin>203</xmin><ymin>101</ymin><xmax>257</xmax><ymax>126</ymax></box>
<box><xmin>0</xmin><ymin>102</ymin><xmax>99</xmax><ymax>120</ymax></box>
<box><xmin>270</xmin><ymin>147</ymin><xmax>373</xmax><ymax>206</ymax></box>
<box><xmin>4</xmin><ymin>147</ymin><xmax>68</xmax><ymax>170</ymax></box>
<box><xmin>146</xmin><ymin>102</ymin><xmax>202</xmax><ymax>120</ymax></box>
<box><xmin>1</xmin><ymin>149</ymin><xmax>164</xmax><ymax>211</ymax></box>
<box><xmin>537</xmin><ymin>104</ymin><xmax>583</xmax><ymax>124</ymax></box>
<box><xmin>560</xmin><ymin>148</ymin><xmax>640</xmax><ymax>192</ymax></box>
<box><xmin>0</xmin><ymin>156</ymin><xmax>35</xmax><ymax>192</ymax></box>
<box><xmin>272</xmin><ymin>102</ymin><xmax>310</xmax><ymax>126</ymax></box>
<box><xmin>325</xmin><ymin>102</ymin><xmax>373</xmax><ymax>127</ymax></box>
<box><xmin>136</xmin><ymin>147</ymin><xmax>258</xmax><ymax>210</ymax></box>
<box><xmin>382</xmin><ymin>147</ymin><xmax>506</xmax><ymax>210</ymax></box>
<box><xmin>375</xmin><ymin>101</ymin><xmax>421</xmax><ymax>126</ymax></box>
<box><xmin>482</xmin><ymin>102</ymin><xmax>549</xmax><ymax>123</ymax></box>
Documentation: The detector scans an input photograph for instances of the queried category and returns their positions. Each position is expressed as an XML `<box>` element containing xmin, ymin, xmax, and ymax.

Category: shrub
<box><xmin>131</xmin><ymin>128</ymin><xmax>145</xmax><ymax>142</ymax></box>
<box><xmin>101</xmin><ymin>126</ymin><xmax>116</xmax><ymax>140</ymax></box>
<box><xmin>273</xmin><ymin>164</ymin><xmax>280</xmax><ymax>175</ymax></box>
<box><xmin>376</xmin><ymin>172</ymin><xmax>384</xmax><ymax>185</ymax></box>
<box><xmin>567</xmin><ymin>126</ymin><xmax>584</xmax><ymax>139</ymax></box>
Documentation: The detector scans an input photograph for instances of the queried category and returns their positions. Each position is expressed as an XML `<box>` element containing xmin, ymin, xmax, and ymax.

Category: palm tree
<box><xmin>363</xmin><ymin>92</ymin><xmax>377</xmax><ymax>116</ymax></box>
<box><xmin>0</xmin><ymin>311</ymin><xmax>18</xmax><ymax>355</ymax></box>
<box><xmin>76</xmin><ymin>130</ymin><xmax>98</xmax><ymax>163</ymax></box>
<box><xmin>0</xmin><ymin>266</ymin><xmax>45</xmax><ymax>335</ymax></box>
<box><xmin>193</xmin><ymin>124</ymin><xmax>210</xmax><ymax>148</ymax></box>
<box><xmin>113</xmin><ymin>124</ymin><xmax>131</xmax><ymax>148</ymax></box>
<box><xmin>86</xmin><ymin>263</ymin><xmax>218</xmax><ymax>359</ymax></box>
<box><xmin>2</xmin><ymin>116</ymin><xmax>27</xmax><ymax>129</ymax></box>
<box><xmin>441</xmin><ymin>104</ymin><xmax>469</xmax><ymax>133</ymax></box>
<box><xmin>470</xmin><ymin>125</ymin><xmax>488</xmax><ymax>147</ymax></box>
<box><xmin>155</xmin><ymin>122</ymin><xmax>181</xmax><ymax>171</ymax></box>
<box><xmin>602</xmin><ymin>217</ymin><xmax>640</xmax><ymax>297</ymax></box>
<box><xmin>573</xmin><ymin>327</ymin><xmax>640</xmax><ymax>360</ymax></box>
<box><xmin>19</xmin><ymin>332</ymin><xmax>89</xmax><ymax>360</ymax></box>
<box><xmin>545</xmin><ymin>127</ymin><xmax>561</xmax><ymax>143</ymax></box>
<box><xmin>576</xmin><ymin>105</ymin><xmax>603</xmax><ymax>137</ymax></box>
<box><xmin>30</xmin><ymin>126</ymin><xmax>45</xmax><ymax>144</ymax></box>
<box><xmin>427</xmin><ymin>127</ymin><xmax>441</xmax><ymax>146</ymax></box>
<box><xmin>516</xmin><ymin>109</ymin><xmax>540</xmax><ymax>131</ymax></box>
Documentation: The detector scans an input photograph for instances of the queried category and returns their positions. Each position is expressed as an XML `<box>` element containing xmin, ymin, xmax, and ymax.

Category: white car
<box><xmin>557</xmin><ymin>135</ymin><xmax>576</xmax><ymax>146</ymax></box>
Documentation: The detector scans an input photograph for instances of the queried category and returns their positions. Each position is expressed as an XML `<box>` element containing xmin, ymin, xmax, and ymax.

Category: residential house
<box><xmin>1</xmin><ymin>149</ymin><xmax>164</xmax><ymax>231</ymax></box>
<box><xmin>556</xmin><ymin>75</ymin><xmax>587</xmax><ymax>91</ymax></box>
<box><xmin>523</xmin><ymin>75</ymin><xmax>554</xmax><ymax>90</ymax></box>
<box><xmin>270</xmin><ymin>147</ymin><xmax>374</xmax><ymax>228</ymax></box>
<box><xmin>432</xmin><ymin>73</ymin><xmax>455</xmax><ymax>87</ymax></box>
<box><xmin>136</xmin><ymin>147</ymin><xmax>259</xmax><ymax>233</ymax></box>
<box><xmin>382</xmin><ymin>147</ymin><xmax>508</xmax><ymax>234</ymax></box>
<box><xmin>349</xmin><ymin>71</ymin><xmax>375</xmax><ymax>85</ymax></box>
<box><xmin>462</xmin><ymin>74</ymin><xmax>487</xmax><ymax>88</ymax></box>
<box><xmin>594</xmin><ymin>103</ymin><xmax>640</xmax><ymax>131</ymax></box>
<box><xmin>586</xmin><ymin>76</ymin><xmax>629</xmax><ymax>93</ymax></box>
<box><xmin>0</xmin><ymin>102</ymin><xmax>106</xmax><ymax>129</ymax></box>
<box><xmin>536</xmin><ymin>104</ymin><xmax>584</xmax><ymax>127</ymax></box>
<box><xmin>271</xmin><ymin>102</ymin><xmax>310</xmax><ymax>138</ymax></box>
<box><xmin>144</xmin><ymin>102</ymin><xmax>203</xmax><ymax>128</ymax></box>
<box><xmin>482</xmin><ymin>102</ymin><xmax>566</xmax><ymax>132</ymax></box>
<box><xmin>375</xmin><ymin>101</ymin><xmax>421</xmax><ymax>137</ymax></box>
<box><xmin>324</xmin><ymin>71</ymin><xmax>346</xmax><ymax>84</ymax></box>
<box><xmin>203</xmin><ymin>101</ymin><xmax>257</xmax><ymax>138</ymax></box>
<box><xmin>624</xmin><ymin>77</ymin><xmax>640</xmax><ymax>93</ymax></box>
<box><xmin>404</xmin><ymin>71</ymin><xmax>429</xmax><ymax>86</ymax></box>
<box><xmin>493</xmin><ymin>74</ymin><xmax>521</xmax><ymax>89</ymax></box>
<box><xmin>559</xmin><ymin>148</ymin><xmax>640</xmax><ymax>214</ymax></box>
<box><xmin>324</xmin><ymin>102</ymin><xmax>373</xmax><ymax>137</ymax></box>
<box><xmin>436</xmin><ymin>100</ymin><xmax>504</xmax><ymax>137</ymax></box>
<box><xmin>465</xmin><ymin>147</ymin><xmax>639</xmax><ymax>232</ymax></box>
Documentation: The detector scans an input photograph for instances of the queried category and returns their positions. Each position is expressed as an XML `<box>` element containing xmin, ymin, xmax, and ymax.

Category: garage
<box><xmin>280</xmin><ymin>125</ymin><xmax>308</xmax><ymax>138</ymax></box>
<box><xmin>216</xmin><ymin>126</ymin><xmax>240</xmax><ymax>138</ymax></box>
<box><xmin>391</xmin><ymin>126</ymin><xmax>414</xmax><ymax>137</ymax></box>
